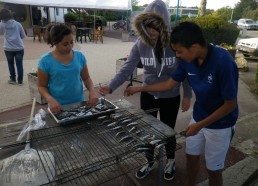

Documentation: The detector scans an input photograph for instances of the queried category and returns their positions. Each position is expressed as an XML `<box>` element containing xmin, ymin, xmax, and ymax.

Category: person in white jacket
<box><xmin>0</xmin><ymin>8</ymin><xmax>26</xmax><ymax>85</ymax></box>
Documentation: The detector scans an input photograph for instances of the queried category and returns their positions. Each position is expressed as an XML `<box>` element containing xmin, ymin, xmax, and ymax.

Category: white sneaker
<box><xmin>164</xmin><ymin>160</ymin><xmax>175</xmax><ymax>181</ymax></box>
<box><xmin>135</xmin><ymin>162</ymin><xmax>155</xmax><ymax>179</ymax></box>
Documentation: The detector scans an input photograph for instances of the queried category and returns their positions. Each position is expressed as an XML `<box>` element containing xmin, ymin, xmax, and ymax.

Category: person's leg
<box><xmin>159</xmin><ymin>95</ymin><xmax>180</xmax><ymax>159</ymax></box>
<box><xmin>4</xmin><ymin>50</ymin><xmax>16</xmax><ymax>83</ymax></box>
<box><xmin>185</xmin><ymin>118</ymin><xmax>205</xmax><ymax>185</ymax></box>
<box><xmin>207</xmin><ymin>169</ymin><xmax>222</xmax><ymax>186</ymax></box>
<box><xmin>186</xmin><ymin>154</ymin><xmax>201</xmax><ymax>186</ymax></box>
<box><xmin>135</xmin><ymin>92</ymin><xmax>158</xmax><ymax>179</ymax></box>
<box><xmin>140</xmin><ymin>92</ymin><xmax>158</xmax><ymax>161</ymax></box>
<box><xmin>14</xmin><ymin>50</ymin><xmax>24</xmax><ymax>84</ymax></box>
<box><xmin>158</xmin><ymin>96</ymin><xmax>180</xmax><ymax>180</ymax></box>
<box><xmin>204</xmin><ymin>127</ymin><xmax>232</xmax><ymax>186</ymax></box>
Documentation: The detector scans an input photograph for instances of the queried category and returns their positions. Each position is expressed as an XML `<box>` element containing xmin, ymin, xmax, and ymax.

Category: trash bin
<box><xmin>122</xmin><ymin>31</ymin><xmax>129</xmax><ymax>42</ymax></box>
<box><xmin>27</xmin><ymin>73</ymin><xmax>47</xmax><ymax>104</ymax></box>
<box><xmin>116</xmin><ymin>58</ymin><xmax>137</xmax><ymax>79</ymax></box>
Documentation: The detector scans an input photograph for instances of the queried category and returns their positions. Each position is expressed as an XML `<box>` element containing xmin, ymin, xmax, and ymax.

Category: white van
<box><xmin>237</xmin><ymin>19</ymin><xmax>258</xmax><ymax>30</ymax></box>
<box><xmin>237</xmin><ymin>38</ymin><xmax>258</xmax><ymax>57</ymax></box>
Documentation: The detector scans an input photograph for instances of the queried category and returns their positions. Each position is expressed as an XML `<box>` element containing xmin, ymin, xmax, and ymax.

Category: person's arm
<box><xmin>109</xmin><ymin>44</ymin><xmax>141</xmax><ymax>92</ymax></box>
<box><xmin>181</xmin><ymin>78</ymin><xmax>192</xmax><ymax>112</ymax></box>
<box><xmin>81</xmin><ymin>65</ymin><xmax>98</xmax><ymax>107</ymax></box>
<box><xmin>185</xmin><ymin>99</ymin><xmax>237</xmax><ymax>136</ymax></box>
<box><xmin>37</xmin><ymin>68</ymin><xmax>62</xmax><ymax>113</ymax></box>
<box><xmin>124</xmin><ymin>77</ymin><xmax>178</xmax><ymax>96</ymax></box>
<box><xmin>18</xmin><ymin>23</ymin><xmax>26</xmax><ymax>39</ymax></box>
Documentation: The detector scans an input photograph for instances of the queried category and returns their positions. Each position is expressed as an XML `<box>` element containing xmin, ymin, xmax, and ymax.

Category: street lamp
<box><xmin>230</xmin><ymin>8</ymin><xmax>234</xmax><ymax>23</ymax></box>
<box><xmin>175</xmin><ymin>0</ymin><xmax>180</xmax><ymax>24</ymax></box>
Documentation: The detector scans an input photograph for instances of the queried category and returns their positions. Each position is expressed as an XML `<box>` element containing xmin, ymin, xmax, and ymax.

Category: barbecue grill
<box><xmin>0</xmin><ymin>99</ymin><xmax>180</xmax><ymax>186</ymax></box>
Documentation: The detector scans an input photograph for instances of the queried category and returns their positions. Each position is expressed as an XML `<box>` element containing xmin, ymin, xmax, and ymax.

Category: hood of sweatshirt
<box><xmin>133</xmin><ymin>0</ymin><xmax>170</xmax><ymax>48</ymax></box>
<box><xmin>2</xmin><ymin>19</ymin><xmax>15</xmax><ymax>29</ymax></box>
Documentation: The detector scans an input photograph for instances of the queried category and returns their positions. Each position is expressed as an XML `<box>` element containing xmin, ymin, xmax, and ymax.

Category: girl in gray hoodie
<box><xmin>99</xmin><ymin>0</ymin><xmax>192</xmax><ymax>180</ymax></box>
<box><xmin>0</xmin><ymin>8</ymin><xmax>26</xmax><ymax>85</ymax></box>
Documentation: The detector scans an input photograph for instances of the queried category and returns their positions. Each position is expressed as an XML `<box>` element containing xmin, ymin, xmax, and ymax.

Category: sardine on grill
<box><xmin>107</xmin><ymin>122</ymin><xmax>117</xmax><ymax>127</ymax></box>
<box><xmin>119</xmin><ymin>135</ymin><xmax>133</xmax><ymax>142</ymax></box>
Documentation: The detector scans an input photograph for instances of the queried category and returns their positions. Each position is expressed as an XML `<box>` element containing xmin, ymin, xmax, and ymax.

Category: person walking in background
<box><xmin>95</xmin><ymin>17</ymin><xmax>102</xmax><ymax>30</ymax></box>
<box><xmin>124</xmin><ymin>21</ymin><xmax>239</xmax><ymax>186</ymax></box>
<box><xmin>99</xmin><ymin>0</ymin><xmax>192</xmax><ymax>181</ymax></box>
<box><xmin>38</xmin><ymin>24</ymin><xmax>98</xmax><ymax>113</ymax></box>
<box><xmin>0</xmin><ymin>8</ymin><xmax>26</xmax><ymax>85</ymax></box>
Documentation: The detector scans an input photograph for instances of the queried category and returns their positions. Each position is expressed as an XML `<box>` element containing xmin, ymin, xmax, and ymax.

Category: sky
<box><xmin>138</xmin><ymin>0</ymin><xmax>241</xmax><ymax>10</ymax></box>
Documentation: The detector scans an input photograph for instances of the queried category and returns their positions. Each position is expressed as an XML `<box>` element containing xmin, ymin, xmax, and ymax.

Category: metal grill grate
<box><xmin>30</xmin><ymin>110</ymin><xmax>181</xmax><ymax>185</ymax></box>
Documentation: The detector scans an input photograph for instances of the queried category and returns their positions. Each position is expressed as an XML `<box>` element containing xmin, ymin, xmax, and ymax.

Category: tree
<box><xmin>132</xmin><ymin>0</ymin><xmax>142</xmax><ymax>11</ymax></box>
<box><xmin>214</xmin><ymin>6</ymin><xmax>233</xmax><ymax>22</ymax></box>
<box><xmin>199</xmin><ymin>0</ymin><xmax>207</xmax><ymax>16</ymax></box>
<box><xmin>233</xmin><ymin>0</ymin><xmax>257</xmax><ymax>20</ymax></box>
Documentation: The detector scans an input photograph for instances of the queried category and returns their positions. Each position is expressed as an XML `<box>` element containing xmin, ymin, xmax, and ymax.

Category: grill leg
<box><xmin>157</xmin><ymin>146</ymin><xmax>164</xmax><ymax>186</ymax></box>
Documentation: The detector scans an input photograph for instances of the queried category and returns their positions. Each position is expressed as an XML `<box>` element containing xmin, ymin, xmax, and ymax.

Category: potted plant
<box><xmin>219</xmin><ymin>43</ymin><xmax>237</xmax><ymax>59</ymax></box>
<box><xmin>27</xmin><ymin>72</ymin><xmax>47</xmax><ymax>104</ymax></box>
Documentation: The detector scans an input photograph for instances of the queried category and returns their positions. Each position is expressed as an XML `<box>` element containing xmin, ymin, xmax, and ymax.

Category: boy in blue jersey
<box><xmin>124</xmin><ymin>21</ymin><xmax>238</xmax><ymax>186</ymax></box>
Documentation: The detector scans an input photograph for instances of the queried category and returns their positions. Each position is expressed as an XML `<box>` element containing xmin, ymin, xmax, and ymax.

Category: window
<box><xmin>56</xmin><ymin>8</ymin><xmax>59</xmax><ymax>16</ymax></box>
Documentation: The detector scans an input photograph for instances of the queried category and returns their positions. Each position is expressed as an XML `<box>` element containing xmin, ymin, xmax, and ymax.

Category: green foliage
<box><xmin>131</xmin><ymin>0</ymin><xmax>142</xmax><ymax>11</ymax></box>
<box><xmin>233</xmin><ymin>0</ymin><xmax>257</xmax><ymax>20</ymax></box>
<box><xmin>185</xmin><ymin>15</ymin><xmax>240</xmax><ymax>45</ymax></box>
<box><xmin>242</xmin><ymin>7</ymin><xmax>258</xmax><ymax>20</ymax></box>
<box><xmin>220</xmin><ymin>43</ymin><xmax>236</xmax><ymax>49</ymax></box>
<box><xmin>170</xmin><ymin>15</ymin><xmax>188</xmax><ymax>24</ymax></box>
<box><xmin>64</xmin><ymin>13</ymin><xmax>77</xmax><ymax>22</ymax></box>
<box><xmin>64</xmin><ymin>13</ymin><xmax>107</xmax><ymax>27</ymax></box>
<box><xmin>30</xmin><ymin>72</ymin><xmax>38</xmax><ymax>77</ymax></box>
<box><xmin>214</xmin><ymin>6</ymin><xmax>233</xmax><ymax>22</ymax></box>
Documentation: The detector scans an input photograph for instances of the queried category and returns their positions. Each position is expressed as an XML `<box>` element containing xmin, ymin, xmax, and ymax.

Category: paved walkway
<box><xmin>0</xmin><ymin>28</ymin><xmax>258</xmax><ymax>185</ymax></box>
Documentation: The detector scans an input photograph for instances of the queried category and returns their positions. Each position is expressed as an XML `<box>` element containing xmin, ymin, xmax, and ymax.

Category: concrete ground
<box><xmin>0</xmin><ymin>28</ymin><xmax>258</xmax><ymax>185</ymax></box>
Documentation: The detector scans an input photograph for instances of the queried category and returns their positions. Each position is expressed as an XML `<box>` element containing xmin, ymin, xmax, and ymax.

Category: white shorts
<box><xmin>185</xmin><ymin>117</ymin><xmax>234</xmax><ymax>171</ymax></box>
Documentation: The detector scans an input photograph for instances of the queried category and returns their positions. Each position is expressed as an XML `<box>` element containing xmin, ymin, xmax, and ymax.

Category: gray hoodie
<box><xmin>109</xmin><ymin>0</ymin><xmax>192</xmax><ymax>99</ymax></box>
<box><xmin>0</xmin><ymin>19</ymin><xmax>26</xmax><ymax>51</ymax></box>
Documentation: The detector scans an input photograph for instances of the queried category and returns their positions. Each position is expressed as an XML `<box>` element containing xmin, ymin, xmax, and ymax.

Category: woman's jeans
<box><xmin>4</xmin><ymin>50</ymin><xmax>24</xmax><ymax>82</ymax></box>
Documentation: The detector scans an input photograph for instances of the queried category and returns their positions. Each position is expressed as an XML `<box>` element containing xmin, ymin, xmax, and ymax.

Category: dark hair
<box><xmin>0</xmin><ymin>8</ymin><xmax>12</xmax><ymax>21</ymax></box>
<box><xmin>171</xmin><ymin>21</ymin><xmax>206</xmax><ymax>48</ymax></box>
<box><xmin>45</xmin><ymin>24</ymin><xmax>72</xmax><ymax>47</ymax></box>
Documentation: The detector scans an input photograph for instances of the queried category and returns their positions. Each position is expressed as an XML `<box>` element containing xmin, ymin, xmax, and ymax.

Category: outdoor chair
<box><xmin>90</xmin><ymin>26</ymin><xmax>103</xmax><ymax>44</ymax></box>
<box><xmin>33</xmin><ymin>25</ymin><xmax>42</xmax><ymax>42</ymax></box>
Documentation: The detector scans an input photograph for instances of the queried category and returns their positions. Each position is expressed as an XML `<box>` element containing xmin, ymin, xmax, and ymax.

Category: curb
<box><xmin>198</xmin><ymin>156</ymin><xmax>258</xmax><ymax>186</ymax></box>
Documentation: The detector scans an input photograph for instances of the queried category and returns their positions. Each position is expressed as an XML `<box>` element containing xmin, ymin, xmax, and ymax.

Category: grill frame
<box><xmin>31</xmin><ymin>109</ymin><xmax>180</xmax><ymax>185</ymax></box>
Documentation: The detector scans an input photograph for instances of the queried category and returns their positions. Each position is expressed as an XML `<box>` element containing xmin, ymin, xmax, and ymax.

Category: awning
<box><xmin>0</xmin><ymin>0</ymin><xmax>132</xmax><ymax>10</ymax></box>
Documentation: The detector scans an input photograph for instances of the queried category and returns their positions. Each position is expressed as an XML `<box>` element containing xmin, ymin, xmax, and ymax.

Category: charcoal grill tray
<box><xmin>48</xmin><ymin>99</ymin><xmax>118</xmax><ymax>125</ymax></box>
<box><xmin>30</xmin><ymin>110</ymin><xmax>180</xmax><ymax>185</ymax></box>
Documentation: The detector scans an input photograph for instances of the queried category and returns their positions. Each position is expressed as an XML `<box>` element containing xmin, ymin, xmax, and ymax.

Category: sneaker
<box><xmin>164</xmin><ymin>160</ymin><xmax>175</xmax><ymax>181</ymax></box>
<box><xmin>135</xmin><ymin>162</ymin><xmax>155</xmax><ymax>179</ymax></box>
<box><xmin>8</xmin><ymin>79</ymin><xmax>16</xmax><ymax>84</ymax></box>
<box><xmin>18</xmin><ymin>81</ymin><xmax>23</xmax><ymax>85</ymax></box>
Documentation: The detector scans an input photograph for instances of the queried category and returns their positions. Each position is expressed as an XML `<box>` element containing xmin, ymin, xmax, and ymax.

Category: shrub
<box><xmin>182</xmin><ymin>15</ymin><xmax>240</xmax><ymax>46</ymax></box>
<box><xmin>64</xmin><ymin>13</ymin><xmax>77</xmax><ymax>22</ymax></box>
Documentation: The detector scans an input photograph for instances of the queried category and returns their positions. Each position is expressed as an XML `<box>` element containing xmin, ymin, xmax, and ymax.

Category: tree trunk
<box><xmin>199</xmin><ymin>0</ymin><xmax>207</xmax><ymax>16</ymax></box>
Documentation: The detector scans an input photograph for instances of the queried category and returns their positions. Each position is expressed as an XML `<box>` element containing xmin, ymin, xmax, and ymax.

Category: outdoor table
<box><xmin>76</xmin><ymin>27</ymin><xmax>93</xmax><ymax>43</ymax></box>
<box><xmin>40</xmin><ymin>26</ymin><xmax>47</xmax><ymax>34</ymax></box>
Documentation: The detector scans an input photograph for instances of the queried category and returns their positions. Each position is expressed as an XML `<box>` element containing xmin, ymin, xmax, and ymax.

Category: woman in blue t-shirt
<box><xmin>38</xmin><ymin>24</ymin><xmax>98</xmax><ymax>113</ymax></box>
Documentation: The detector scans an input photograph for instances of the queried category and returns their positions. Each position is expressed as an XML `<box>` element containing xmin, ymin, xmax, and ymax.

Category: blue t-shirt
<box><xmin>172</xmin><ymin>44</ymin><xmax>239</xmax><ymax>129</ymax></box>
<box><xmin>38</xmin><ymin>50</ymin><xmax>86</xmax><ymax>105</ymax></box>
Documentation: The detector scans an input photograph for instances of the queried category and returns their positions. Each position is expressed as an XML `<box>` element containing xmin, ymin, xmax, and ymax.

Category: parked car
<box><xmin>237</xmin><ymin>19</ymin><xmax>258</xmax><ymax>30</ymax></box>
<box><xmin>237</xmin><ymin>38</ymin><xmax>258</xmax><ymax>57</ymax></box>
